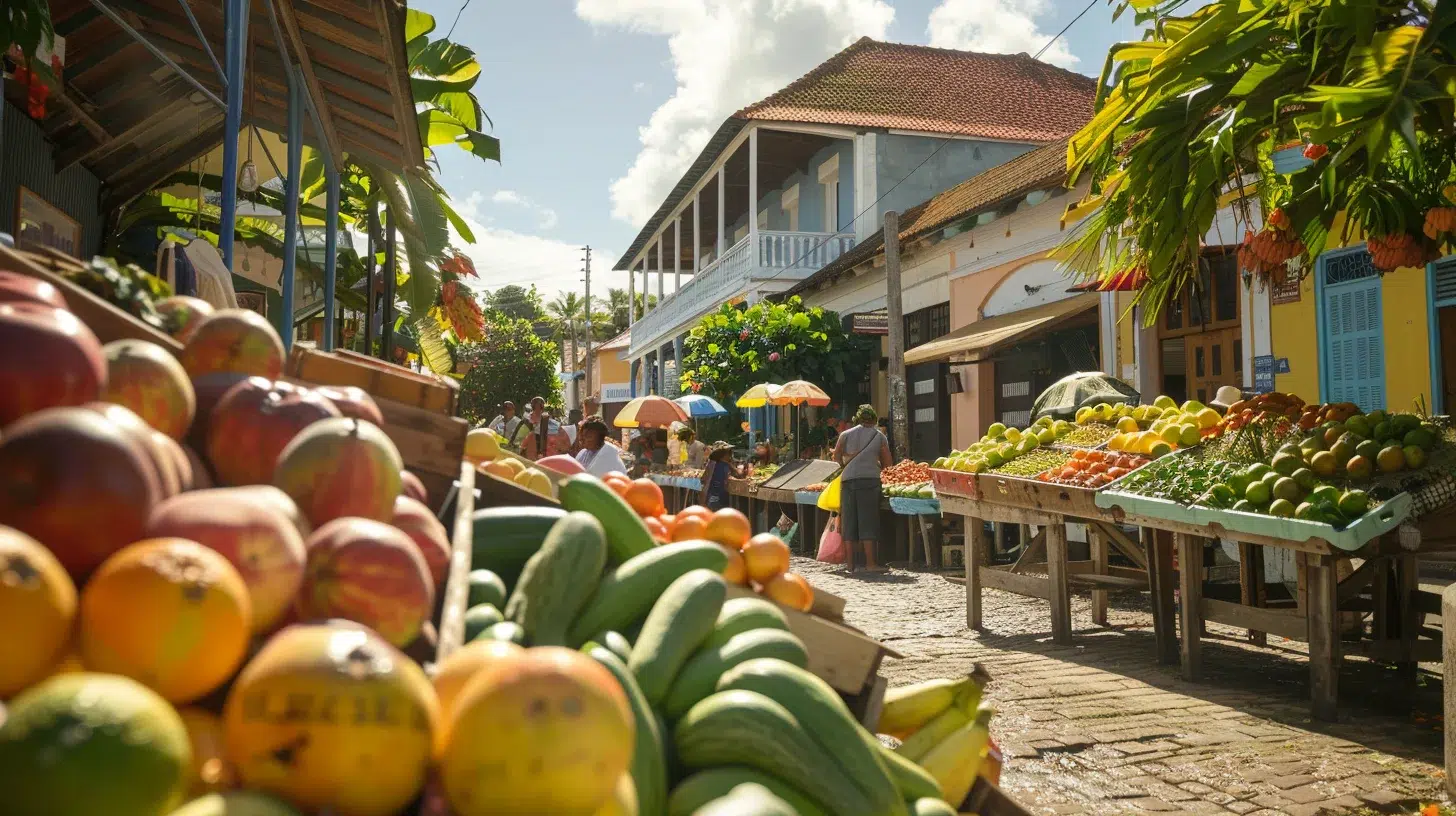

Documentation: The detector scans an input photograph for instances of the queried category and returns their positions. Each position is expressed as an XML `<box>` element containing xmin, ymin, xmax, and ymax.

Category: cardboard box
<box><xmin>726</xmin><ymin>585</ymin><xmax>898</xmax><ymax>695</ymax></box>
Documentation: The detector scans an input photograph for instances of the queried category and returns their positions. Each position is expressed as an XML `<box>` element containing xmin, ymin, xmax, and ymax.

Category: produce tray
<box><xmin>1096</xmin><ymin>486</ymin><xmax>1413</xmax><ymax>552</ymax></box>
<box><xmin>795</xmin><ymin>491</ymin><xmax>824</xmax><ymax>505</ymax></box>
<box><xmin>974</xmin><ymin>471</ymin><xmax>1109</xmax><ymax>520</ymax></box>
<box><xmin>889</xmin><ymin>497</ymin><xmax>942</xmax><ymax>515</ymax></box>
<box><xmin>287</xmin><ymin>343</ymin><xmax>459</xmax><ymax>416</ymax></box>
<box><xmin>932</xmin><ymin>467</ymin><xmax>981</xmax><ymax>499</ymax></box>
<box><xmin>2</xmin><ymin>245</ymin><xmax>183</xmax><ymax>351</ymax></box>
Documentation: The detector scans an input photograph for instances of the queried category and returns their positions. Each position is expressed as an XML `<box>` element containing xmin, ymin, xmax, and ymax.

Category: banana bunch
<box><xmin>876</xmin><ymin>670</ymin><xmax>997</xmax><ymax>807</ymax></box>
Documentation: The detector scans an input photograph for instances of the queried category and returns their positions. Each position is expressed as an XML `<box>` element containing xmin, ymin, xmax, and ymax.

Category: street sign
<box><xmin>853</xmin><ymin>310</ymin><xmax>889</xmax><ymax>335</ymax></box>
<box><xmin>1253</xmin><ymin>354</ymin><xmax>1275</xmax><ymax>394</ymax></box>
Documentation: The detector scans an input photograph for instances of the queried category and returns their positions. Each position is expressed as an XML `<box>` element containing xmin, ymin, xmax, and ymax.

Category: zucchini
<box><xmin>585</xmin><ymin>644</ymin><xmax>669</xmax><ymax>816</ymax></box>
<box><xmin>693</xmin><ymin>784</ymin><xmax>798</xmax><ymax>816</ymax></box>
<box><xmin>559</xmin><ymin>474</ymin><xmax>655</xmax><ymax>564</ymax></box>
<box><xmin>594</xmin><ymin>630</ymin><xmax>633</xmax><ymax>664</ymax></box>
<box><xmin>568</xmin><ymin>541</ymin><xmax>730</xmax><ymax>645</ymax></box>
<box><xmin>703</xmin><ymin>597</ymin><xmax>789</xmax><ymax>648</ymax></box>
<box><xmin>910</xmin><ymin>798</ymin><xmax>959</xmax><ymax>816</ymax></box>
<box><xmin>462</xmin><ymin>603</ymin><xmax>503</xmax><ymax>641</ymax></box>
<box><xmin>472</xmin><ymin>620</ymin><xmax>525</xmax><ymax>645</ymax></box>
<box><xmin>470</xmin><ymin>506</ymin><xmax>565</xmax><ymax>589</ymax></box>
<box><xmin>629</xmin><ymin>569</ymin><xmax>727</xmax><ymax>706</ymax></box>
<box><xmin>662</xmin><ymin>629</ymin><xmax>808</xmax><ymax>720</ymax></box>
<box><xmin>466</xmin><ymin>569</ymin><xmax>507</xmax><ymax>609</ymax></box>
<box><xmin>674</xmin><ymin>689</ymin><xmax>867</xmax><ymax>816</ymax></box>
<box><xmin>716</xmin><ymin>659</ymin><xmax>904</xmax><ymax>816</ymax></box>
<box><xmin>504</xmin><ymin>511</ymin><xmax>608</xmax><ymax>646</ymax></box>
<box><xmin>668</xmin><ymin>768</ymin><xmax>827</xmax><ymax>816</ymax></box>
<box><xmin>876</xmin><ymin>739</ymin><xmax>944</xmax><ymax>802</ymax></box>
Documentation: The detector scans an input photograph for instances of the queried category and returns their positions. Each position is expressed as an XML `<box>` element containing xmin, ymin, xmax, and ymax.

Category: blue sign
<box><xmin>1276</xmin><ymin>357</ymin><xmax>1291</xmax><ymax>374</ymax></box>
<box><xmin>1253</xmin><ymin>354</ymin><xmax>1275</xmax><ymax>394</ymax></box>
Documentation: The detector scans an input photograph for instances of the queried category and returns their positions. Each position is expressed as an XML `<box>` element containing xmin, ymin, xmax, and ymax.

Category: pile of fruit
<box><xmin>932</xmin><ymin>416</ymin><xmax>1075</xmax><ymax>474</ymax></box>
<box><xmin>465</xmin><ymin>427</ymin><xmax>560</xmax><ymax>497</ymax></box>
<box><xmin>882</xmin><ymin>461</ymin><xmax>935</xmax><ymax>498</ymax></box>
<box><xmin>801</xmin><ymin>482</ymin><xmax>828</xmax><ymax>493</ymax></box>
<box><xmin>1102</xmin><ymin>396</ymin><xmax>1222</xmax><ymax>457</ymax></box>
<box><xmin>748</xmin><ymin>463</ymin><xmax>781</xmax><ymax>484</ymax></box>
<box><xmin>1214</xmin><ymin>391</ymin><xmax>1306</xmax><ymax>433</ymax></box>
<box><xmin>1059</xmin><ymin>422</ymin><xmax>1118</xmax><ymax>448</ymax></box>
<box><xmin>0</xmin><ymin>274</ymin><xmax>984</xmax><ymax>814</ymax></box>
<box><xmin>1037</xmin><ymin>449</ymin><xmax>1152</xmax><ymax>489</ymax></box>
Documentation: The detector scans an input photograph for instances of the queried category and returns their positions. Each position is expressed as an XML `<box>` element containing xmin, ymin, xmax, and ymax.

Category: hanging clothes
<box><xmin>180</xmin><ymin>239</ymin><xmax>239</xmax><ymax>310</ymax></box>
<box><xmin>155</xmin><ymin>239</ymin><xmax>198</xmax><ymax>298</ymax></box>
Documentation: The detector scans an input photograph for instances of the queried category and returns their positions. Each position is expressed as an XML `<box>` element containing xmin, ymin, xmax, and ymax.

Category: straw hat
<box><xmin>1210</xmin><ymin>385</ymin><xmax>1244</xmax><ymax>411</ymax></box>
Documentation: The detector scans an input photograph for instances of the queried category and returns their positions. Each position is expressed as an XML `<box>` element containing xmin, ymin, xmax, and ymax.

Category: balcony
<box><xmin>629</xmin><ymin>229</ymin><xmax>855</xmax><ymax>356</ymax></box>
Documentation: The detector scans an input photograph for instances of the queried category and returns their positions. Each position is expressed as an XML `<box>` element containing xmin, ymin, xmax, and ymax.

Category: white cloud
<box><xmin>488</xmin><ymin>189</ymin><xmax>559</xmax><ymax>230</ymax></box>
<box><xmin>576</xmin><ymin>0</ymin><xmax>894</xmax><ymax>227</ymax></box>
<box><xmin>632</xmin><ymin>81</ymin><xmax>647</xmax><ymax>93</ymax></box>
<box><xmin>926</xmin><ymin>0</ymin><xmax>1077</xmax><ymax>69</ymax></box>
<box><xmin>448</xmin><ymin>192</ymin><xmax>616</xmax><ymax>302</ymax></box>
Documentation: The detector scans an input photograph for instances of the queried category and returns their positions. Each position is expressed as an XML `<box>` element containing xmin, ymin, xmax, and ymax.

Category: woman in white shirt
<box><xmin>575</xmin><ymin>417</ymin><xmax>628</xmax><ymax>477</ymax></box>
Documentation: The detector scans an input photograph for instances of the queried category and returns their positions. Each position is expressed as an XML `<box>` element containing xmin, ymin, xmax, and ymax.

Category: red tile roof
<box><xmin>738</xmin><ymin>38</ymin><xmax>1096</xmax><ymax>142</ymax></box>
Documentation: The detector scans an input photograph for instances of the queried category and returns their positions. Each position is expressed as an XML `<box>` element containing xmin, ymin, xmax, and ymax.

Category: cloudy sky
<box><xmin>410</xmin><ymin>0</ymin><xmax>1143</xmax><ymax>302</ymax></box>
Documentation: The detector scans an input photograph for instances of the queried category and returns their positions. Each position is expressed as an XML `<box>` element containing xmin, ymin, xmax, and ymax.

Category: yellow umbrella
<box><xmin>613</xmin><ymin>395</ymin><xmax>690</xmax><ymax>428</ymax></box>
<box><xmin>735</xmin><ymin>383</ymin><xmax>782</xmax><ymax>408</ymax></box>
<box><xmin>768</xmin><ymin>380</ymin><xmax>831</xmax><ymax>407</ymax></box>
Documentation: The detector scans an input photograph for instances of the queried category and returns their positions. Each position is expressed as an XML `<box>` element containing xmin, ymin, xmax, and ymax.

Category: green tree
<box><xmin>547</xmin><ymin>291</ymin><xmax>587</xmax><ymax>370</ymax></box>
<box><xmin>486</xmin><ymin>284</ymin><xmax>547</xmax><ymax>322</ymax></box>
<box><xmin>1062</xmin><ymin>0</ymin><xmax>1456</xmax><ymax>319</ymax></box>
<box><xmin>678</xmin><ymin>297</ymin><xmax>872</xmax><ymax>399</ymax></box>
<box><xmin>456</xmin><ymin>313</ymin><xmax>564</xmax><ymax>426</ymax></box>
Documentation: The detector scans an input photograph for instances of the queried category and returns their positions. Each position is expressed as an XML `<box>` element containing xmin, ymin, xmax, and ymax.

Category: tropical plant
<box><xmin>547</xmin><ymin>291</ymin><xmax>587</xmax><ymax>370</ymax></box>
<box><xmin>456</xmin><ymin>313</ymin><xmax>564</xmax><ymax>426</ymax></box>
<box><xmin>678</xmin><ymin>297</ymin><xmax>873</xmax><ymax>399</ymax></box>
<box><xmin>1060</xmin><ymin>0</ymin><xmax>1456</xmax><ymax>319</ymax></box>
<box><xmin>2</xmin><ymin>0</ymin><xmax>52</xmax><ymax>57</ymax></box>
<box><xmin>485</xmin><ymin>284</ymin><xmax>547</xmax><ymax>322</ymax></box>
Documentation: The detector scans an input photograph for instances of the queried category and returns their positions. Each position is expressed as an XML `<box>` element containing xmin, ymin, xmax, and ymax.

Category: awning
<box><xmin>904</xmin><ymin>293</ymin><xmax>1099</xmax><ymax>365</ymax></box>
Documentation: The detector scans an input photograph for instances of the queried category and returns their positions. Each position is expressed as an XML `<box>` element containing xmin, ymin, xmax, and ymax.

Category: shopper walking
<box><xmin>699</xmin><ymin>442</ymin><xmax>747</xmax><ymax>512</ymax></box>
<box><xmin>833</xmin><ymin>404</ymin><xmax>892</xmax><ymax>572</ymax></box>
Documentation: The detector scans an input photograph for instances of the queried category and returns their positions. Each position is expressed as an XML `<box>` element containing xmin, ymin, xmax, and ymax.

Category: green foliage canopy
<box><xmin>457</xmin><ymin>313</ymin><xmax>563</xmax><ymax>426</ymax></box>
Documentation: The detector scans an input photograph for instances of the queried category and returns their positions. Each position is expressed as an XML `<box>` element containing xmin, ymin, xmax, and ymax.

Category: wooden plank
<box><xmin>369</xmin><ymin>0</ymin><xmax>426</xmax><ymax>170</ymax></box>
<box><xmin>976</xmin><ymin>473</ymin><xmax>1108</xmax><ymax>519</ymax></box>
<box><xmin>938</xmin><ymin>495</ymin><xmax>1059</xmax><ymax>527</ymax></box>
<box><xmin>1239</xmin><ymin>541</ymin><xmax>1268</xmax><ymax>647</ymax></box>
<box><xmin>1046</xmin><ymin>524</ymin><xmax>1071</xmax><ymax>645</ymax></box>
<box><xmin>857</xmin><ymin>674</ymin><xmax>888</xmax><ymax>730</ymax></box>
<box><xmin>1176</xmin><ymin>533</ymin><xmax>1203</xmax><ymax>681</ymax></box>
<box><xmin>374</xmin><ymin>398</ymin><xmax>468</xmax><ymax>479</ymax></box>
<box><xmin>967</xmin><ymin>516</ymin><xmax>986</xmax><ymax>629</ymax></box>
<box><xmin>1090</xmin><ymin>526</ymin><xmax>1109</xmax><ymax>626</ymax></box>
<box><xmin>1089</xmin><ymin>520</ymin><xmax>1148</xmax><ymax>570</ymax></box>
<box><xmin>810</xmin><ymin>587</ymin><xmax>847</xmax><ymax>622</ymax></box>
<box><xmin>2</xmin><ymin>247</ymin><xmax>183</xmax><ymax>351</ymax></box>
<box><xmin>1335</xmin><ymin>557</ymin><xmax>1377</xmax><ymax>603</ymax></box>
<box><xmin>1347</xmin><ymin>638</ymin><xmax>1443</xmax><ymax>663</ymax></box>
<box><xmin>1009</xmin><ymin>528</ymin><xmax>1047</xmax><ymax>574</ymax></box>
<box><xmin>1108</xmin><ymin>510</ymin><xmax>1339</xmax><ymax>555</ymax></box>
<box><xmin>1306</xmin><ymin>554</ymin><xmax>1340</xmax><ymax>721</ymax></box>
<box><xmin>1147</xmin><ymin>528</ymin><xmax>1178</xmax><ymax>665</ymax></box>
<box><xmin>1108</xmin><ymin>565</ymin><xmax>1149</xmax><ymax>581</ymax></box>
<box><xmin>434</xmin><ymin>463</ymin><xmax>475</xmax><ymax>664</ymax></box>
<box><xmin>1200</xmin><ymin>598</ymin><xmax>1306</xmax><ymax>640</ymax></box>
<box><xmin>1070</xmin><ymin>573</ymin><xmax>1149</xmax><ymax>591</ymax></box>
<box><xmin>916</xmin><ymin>515</ymin><xmax>935</xmax><ymax>565</ymax></box>
<box><xmin>286</xmin><ymin>344</ymin><xmax>458</xmax><ymax>414</ymax></box>
<box><xmin>1398</xmin><ymin>554</ymin><xmax>1420</xmax><ymax>679</ymax></box>
<box><xmin>725</xmin><ymin>585</ymin><xmax>889</xmax><ymax>693</ymax></box>
<box><xmin>980</xmin><ymin>566</ymin><xmax>1052</xmax><ymax>600</ymax></box>
<box><xmin>279</xmin><ymin>0</ymin><xmax>345</xmax><ymax>161</ymax></box>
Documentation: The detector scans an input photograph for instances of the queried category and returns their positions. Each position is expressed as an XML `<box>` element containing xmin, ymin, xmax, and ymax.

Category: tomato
<box><xmin>1088</xmin><ymin>462</ymin><xmax>1109</xmax><ymax>474</ymax></box>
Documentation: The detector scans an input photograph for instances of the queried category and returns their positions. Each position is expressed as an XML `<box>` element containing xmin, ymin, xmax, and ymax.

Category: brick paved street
<box><xmin>795</xmin><ymin>558</ymin><xmax>1451</xmax><ymax>815</ymax></box>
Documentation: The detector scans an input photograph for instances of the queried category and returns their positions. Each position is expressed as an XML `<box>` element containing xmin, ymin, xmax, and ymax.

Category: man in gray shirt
<box><xmin>833</xmin><ymin>404</ymin><xmax>893</xmax><ymax>572</ymax></box>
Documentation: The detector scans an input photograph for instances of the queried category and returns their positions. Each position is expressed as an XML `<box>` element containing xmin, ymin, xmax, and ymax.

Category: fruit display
<box><xmin>882</xmin><ymin>461</ymin><xmax>935</xmax><ymax>498</ymax></box>
<box><xmin>1099</xmin><ymin>395</ymin><xmax>1222</xmax><ymax>457</ymax></box>
<box><xmin>1038</xmin><ymin>449</ymin><xmax>1152</xmax><ymax>489</ymax></box>
<box><xmin>464</xmin><ymin>426</ymin><xmax>556</xmax><ymax>498</ymax></box>
<box><xmin>932</xmin><ymin>415</ymin><xmax>1075</xmax><ymax>474</ymax></box>
<box><xmin>748</xmin><ymin>463</ymin><xmax>781</xmax><ymax>484</ymax></box>
<box><xmin>990</xmin><ymin>448</ymin><xmax>1072</xmax><ymax>478</ymax></box>
<box><xmin>874</xmin><ymin>672</ymin><xmax>1001</xmax><ymax>808</ymax></box>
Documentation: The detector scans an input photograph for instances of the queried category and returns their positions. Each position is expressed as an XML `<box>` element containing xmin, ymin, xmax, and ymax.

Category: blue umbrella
<box><xmin>674</xmin><ymin>394</ymin><xmax>728</xmax><ymax>418</ymax></box>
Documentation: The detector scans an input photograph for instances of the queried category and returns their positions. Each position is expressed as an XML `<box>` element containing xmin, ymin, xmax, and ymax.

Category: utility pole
<box><xmin>582</xmin><ymin>246</ymin><xmax>593</xmax><ymax>405</ymax></box>
<box><xmin>885</xmin><ymin>210</ymin><xmax>908</xmax><ymax>463</ymax></box>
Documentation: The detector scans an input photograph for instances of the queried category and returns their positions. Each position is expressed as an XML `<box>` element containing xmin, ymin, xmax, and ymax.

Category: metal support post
<box><xmin>219</xmin><ymin>0</ymin><xmax>249</xmax><ymax>272</ymax></box>
<box><xmin>322</xmin><ymin>164</ymin><xmax>339</xmax><ymax>350</ymax></box>
<box><xmin>278</xmin><ymin>68</ymin><xmax>303</xmax><ymax>349</ymax></box>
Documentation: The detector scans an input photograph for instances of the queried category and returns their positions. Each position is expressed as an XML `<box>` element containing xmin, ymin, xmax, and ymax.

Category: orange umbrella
<box><xmin>613</xmin><ymin>395</ymin><xmax>690</xmax><ymax>428</ymax></box>
<box><xmin>768</xmin><ymin>380</ymin><xmax>831</xmax><ymax>407</ymax></box>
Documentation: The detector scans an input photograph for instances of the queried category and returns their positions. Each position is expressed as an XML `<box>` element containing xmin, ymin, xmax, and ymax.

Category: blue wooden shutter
<box><xmin>1322</xmin><ymin>250</ymin><xmax>1384</xmax><ymax>411</ymax></box>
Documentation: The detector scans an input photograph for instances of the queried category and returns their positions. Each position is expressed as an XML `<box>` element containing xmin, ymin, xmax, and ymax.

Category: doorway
<box><xmin>1158</xmin><ymin>250</ymin><xmax>1243</xmax><ymax>403</ymax></box>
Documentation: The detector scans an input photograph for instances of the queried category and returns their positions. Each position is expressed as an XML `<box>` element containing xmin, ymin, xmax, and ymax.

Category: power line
<box><xmin>1034</xmin><ymin>0</ymin><xmax>1099</xmax><ymax>61</ymax></box>
<box><xmin>445</xmin><ymin>0</ymin><xmax>473</xmax><ymax>40</ymax></box>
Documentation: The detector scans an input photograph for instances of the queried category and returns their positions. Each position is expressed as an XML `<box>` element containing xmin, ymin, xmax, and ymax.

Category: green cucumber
<box><xmin>877</xmin><ymin>740</ymin><xmax>944</xmax><ymax>802</ymax></box>
<box><xmin>694</xmin><ymin>784</ymin><xmax>798</xmax><ymax>816</ymax></box>
<box><xmin>585</xmin><ymin>644</ymin><xmax>668</xmax><ymax>816</ymax></box>
<box><xmin>472</xmin><ymin>620</ymin><xmax>525</xmax><ymax>645</ymax></box>
<box><xmin>462</xmin><ymin>603</ymin><xmax>503</xmax><ymax>641</ymax></box>
<box><xmin>717</xmin><ymin>659</ymin><xmax>904</xmax><ymax>816</ymax></box>
<box><xmin>703</xmin><ymin>597</ymin><xmax>790</xmax><ymax>648</ymax></box>
<box><xmin>466</xmin><ymin>569</ymin><xmax>507</xmax><ymax>609</ymax></box>
<box><xmin>504</xmin><ymin>511</ymin><xmax>608</xmax><ymax>646</ymax></box>
<box><xmin>662</xmin><ymin>628</ymin><xmax>808</xmax><ymax>720</ymax></box>
<box><xmin>559</xmin><ymin>474</ymin><xmax>655</xmax><ymax>563</ymax></box>
<box><xmin>470</xmin><ymin>506</ymin><xmax>565</xmax><ymax>590</ymax></box>
<box><xmin>594</xmin><ymin>630</ymin><xmax>633</xmax><ymax>664</ymax></box>
<box><xmin>628</xmin><ymin>569</ymin><xmax>726</xmax><ymax>706</ymax></box>
<box><xmin>568</xmin><ymin>541</ymin><xmax>730</xmax><ymax>645</ymax></box>
<box><xmin>668</xmin><ymin>768</ymin><xmax>827</xmax><ymax>816</ymax></box>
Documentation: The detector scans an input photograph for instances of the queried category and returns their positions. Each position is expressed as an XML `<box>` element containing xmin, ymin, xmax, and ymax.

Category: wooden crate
<box><xmin>975</xmin><ymin>473</ymin><xmax>1108</xmax><ymax>519</ymax></box>
<box><xmin>961</xmin><ymin>778</ymin><xmax>1035</xmax><ymax>816</ymax></box>
<box><xmin>286</xmin><ymin>344</ymin><xmax>459</xmax><ymax>415</ymax></box>
<box><xmin>0</xmin><ymin>245</ymin><xmax>182</xmax><ymax>351</ymax></box>
<box><xmin>933</xmin><ymin>467</ymin><xmax>980</xmax><ymax>500</ymax></box>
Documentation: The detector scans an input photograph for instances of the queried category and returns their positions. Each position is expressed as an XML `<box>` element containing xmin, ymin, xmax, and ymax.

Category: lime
<box><xmin>1037</xmin><ymin>428</ymin><xmax>1057</xmax><ymax>445</ymax></box>
<box><xmin>1206</xmin><ymin>484</ymin><xmax>1237</xmax><ymax>506</ymax></box>
<box><xmin>1337</xmin><ymin>489</ymin><xmax>1370</xmax><ymax>517</ymax></box>
<box><xmin>1268</xmin><ymin>498</ymin><xmax>1296</xmax><ymax>518</ymax></box>
<box><xmin>1404</xmin><ymin>445</ymin><xmax>1429</xmax><ymax>469</ymax></box>
<box><xmin>1355</xmin><ymin>439</ymin><xmax>1382</xmax><ymax>461</ymax></box>
<box><xmin>1295</xmin><ymin>502</ymin><xmax>1319</xmax><ymax>520</ymax></box>
<box><xmin>1272</xmin><ymin>476</ymin><xmax>1303</xmax><ymax>503</ymax></box>
<box><xmin>1153</xmin><ymin>394</ymin><xmax>1177</xmax><ymax>410</ymax></box>
<box><xmin>1243</xmin><ymin>480</ymin><xmax>1272</xmax><ymax>506</ymax></box>
<box><xmin>1232</xmin><ymin>499</ymin><xmax>1256</xmax><ymax>513</ymax></box>
<box><xmin>1004</xmin><ymin>427</ymin><xmax>1022</xmax><ymax>443</ymax></box>
<box><xmin>1149</xmin><ymin>441</ymin><xmax>1173</xmax><ymax>458</ymax></box>
<box><xmin>1245</xmin><ymin>463</ymin><xmax>1273</xmax><ymax>481</ymax></box>
<box><xmin>1226</xmin><ymin>473</ymin><xmax>1252</xmax><ymax>496</ymax></box>
<box><xmin>1403</xmin><ymin>428</ymin><xmax>1437</xmax><ymax>451</ymax></box>
<box><xmin>987</xmin><ymin>422</ymin><xmax>1007</xmax><ymax>437</ymax></box>
<box><xmin>1159</xmin><ymin>425</ymin><xmax>1182</xmax><ymax>446</ymax></box>
<box><xmin>1310</xmin><ymin>485</ymin><xmax>1340</xmax><ymax>505</ymax></box>
<box><xmin>1344</xmin><ymin>415</ymin><xmax>1371</xmax><ymax>438</ymax></box>
<box><xmin>1372</xmin><ymin>421</ymin><xmax>1394</xmax><ymax>442</ymax></box>
<box><xmin>1270</xmin><ymin>452</ymin><xmax>1302</xmax><ymax>476</ymax></box>
<box><xmin>1291</xmin><ymin>467</ymin><xmax>1319</xmax><ymax>491</ymax></box>
<box><xmin>1179</xmin><ymin>424</ymin><xmax>1202</xmax><ymax>447</ymax></box>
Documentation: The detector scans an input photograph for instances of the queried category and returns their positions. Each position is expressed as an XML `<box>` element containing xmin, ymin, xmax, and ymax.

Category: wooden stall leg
<box><xmin>1147</xmin><ymin>528</ymin><xmax>1178</xmax><ymax>665</ymax></box>
<box><xmin>1238</xmin><ymin>542</ymin><xmax>1267</xmax><ymax>647</ymax></box>
<box><xmin>967</xmin><ymin>516</ymin><xmax>985</xmax><ymax>630</ymax></box>
<box><xmin>1047</xmin><ymin>523</ymin><xmax>1072</xmax><ymax>645</ymax></box>
<box><xmin>1306</xmin><ymin>553</ymin><xmax>1340</xmax><ymax>721</ymax></box>
<box><xmin>917</xmin><ymin>516</ymin><xmax>935</xmax><ymax>568</ymax></box>
<box><xmin>906</xmin><ymin>518</ymin><xmax>917</xmax><ymax>565</ymax></box>
<box><xmin>1398</xmin><ymin>554</ymin><xmax>1420</xmax><ymax>682</ymax></box>
<box><xmin>1373</xmin><ymin>557</ymin><xmax>1391</xmax><ymax>642</ymax></box>
<box><xmin>1090</xmin><ymin>527</ymin><xmax>1109</xmax><ymax>627</ymax></box>
<box><xmin>1176</xmin><ymin>533</ymin><xmax>1203</xmax><ymax>681</ymax></box>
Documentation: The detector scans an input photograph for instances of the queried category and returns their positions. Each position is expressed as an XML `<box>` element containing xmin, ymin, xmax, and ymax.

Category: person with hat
<box><xmin>572</xmin><ymin>397</ymin><xmax>601</xmax><ymax>454</ymax></box>
<box><xmin>520</xmin><ymin>396</ymin><xmax>570</xmax><ymax>460</ymax></box>
<box><xmin>574</xmin><ymin>416</ymin><xmax>628</xmax><ymax>477</ymax></box>
<box><xmin>487</xmin><ymin>401</ymin><xmax>524</xmax><ymax>450</ymax></box>
<box><xmin>699</xmin><ymin>442</ymin><xmax>747</xmax><ymax>512</ymax></box>
<box><xmin>832</xmin><ymin>404</ymin><xmax>893</xmax><ymax>572</ymax></box>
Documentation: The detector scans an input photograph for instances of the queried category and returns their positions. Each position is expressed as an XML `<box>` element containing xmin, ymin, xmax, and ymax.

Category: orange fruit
<box><xmin>677</xmin><ymin>505</ymin><xmax>712</xmax><ymax>525</ymax></box>
<box><xmin>178</xmin><ymin>706</ymin><xmax>236</xmax><ymax>793</ymax></box>
<box><xmin>742</xmin><ymin>533</ymin><xmax>791</xmax><ymax>584</ymax></box>
<box><xmin>671</xmin><ymin>515</ymin><xmax>709</xmax><ymax>542</ymax></box>
<box><xmin>705</xmin><ymin>508</ymin><xmax>752</xmax><ymax>549</ymax></box>
<box><xmin>80</xmin><ymin>538</ymin><xmax>252</xmax><ymax>703</ymax></box>
<box><xmin>430</xmin><ymin>639</ymin><xmax>524</xmax><ymax>758</ymax></box>
<box><xmin>644</xmin><ymin>517</ymin><xmax>668</xmax><ymax>542</ymax></box>
<box><xmin>0</xmin><ymin>526</ymin><xmax>77</xmax><ymax>698</ymax></box>
<box><xmin>623</xmin><ymin>478</ymin><xmax>665</xmax><ymax>517</ymax></box>
<box><xmin>716</xmin><ymin>543</ymin><xmax>748</xmax><ymax>585</ymax></box>
<box><xmin>660</xmin><ymin>513</ymin><xmax>676</xmax><ymax>529</ymax></box>
<box><xmin>764</xmin><ymin>572</ymin><xmax>814</xmax><ymax>612</ymax></box>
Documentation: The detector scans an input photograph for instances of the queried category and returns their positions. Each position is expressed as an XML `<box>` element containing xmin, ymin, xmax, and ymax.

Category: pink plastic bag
<box><xmin>817</xmin><ymin>515</ymin><xmax>846</xmax><ymax>564</ymax></box>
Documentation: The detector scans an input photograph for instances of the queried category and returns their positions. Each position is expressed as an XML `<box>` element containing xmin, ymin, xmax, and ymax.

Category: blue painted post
<box><xmin>322</xmin><ymin>163</ymin><xmax>339</xmax><ymax>350</ymax></box>
<box><xmin>278</xmin><ymin>70</ymin><xmax>303</xmax><ymax>349</ymax></box>
<box><xmin>219</xmin><ymin>0</ymin><xmax>249</xmax><ymax>273</ymax></box>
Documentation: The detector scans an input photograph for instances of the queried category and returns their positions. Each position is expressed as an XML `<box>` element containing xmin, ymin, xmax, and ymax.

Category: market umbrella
<box><xmin>613</xmin><ymin>395</ymin><xmax>690</xmax><ymax>428</ymax></box>
<box><xmin>767</xmin><ymin>380</ymin><xmax>832</xmax><ymax>457</ymax></box>
<box><xmin>735</xmin><ymin>383</ymin><xmax>782</xmax><ymax>408</ymax></box>
<box><xmin>674</xmin><ymin>394</ymin><xmax>728</xmax><ymax>418</ymax></box>
<box><xmin>1031</xmin><ymin>372</ymin><xmax>1141</xmax><ymax>422</ymax></box>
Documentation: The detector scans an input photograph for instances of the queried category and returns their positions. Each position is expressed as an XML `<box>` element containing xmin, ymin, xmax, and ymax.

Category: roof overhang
<box><xmin>904</xmin><ymin>293</ymin><xmax>1098</xmax><ymax>366</ymax></box>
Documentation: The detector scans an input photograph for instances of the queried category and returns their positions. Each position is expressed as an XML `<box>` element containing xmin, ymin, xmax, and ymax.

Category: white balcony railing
<box><xmin>629</xmin><ymin>229</ymin><xmax>856</xmax><ymax>357</ymax></box>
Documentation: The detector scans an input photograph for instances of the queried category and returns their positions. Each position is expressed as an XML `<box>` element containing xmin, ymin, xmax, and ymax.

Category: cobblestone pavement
<box><xmin>794</xmin><ymin>558</ymin><xmax>1450</xmax><ymax>816</ymax></box>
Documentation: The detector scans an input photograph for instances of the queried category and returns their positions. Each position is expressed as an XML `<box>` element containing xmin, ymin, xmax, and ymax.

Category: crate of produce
<box><xmin>287</xmin><ymin>343</ymin><xmax>460</xmax><ymax>416</ymax></box>
<box><xmin>932</xmin><ymin>467</ymin><xmax>981</xmax><ymax>499</ymax></box>
<box><xmin>3</xmin><ymin>245</ymin><xmax>183</xmax><ymax>350</ymax></box>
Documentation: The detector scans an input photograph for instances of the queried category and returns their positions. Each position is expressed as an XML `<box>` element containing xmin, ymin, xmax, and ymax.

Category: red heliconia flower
<box><xmin>442</xmin><ymin>250</ymin><xmax>477</xmax><ymax>279</ymax></box>
<box><xmin>1302</xmin><ymin>143</ymin><xmax>1328</xmax><ymax>161</ymax></box>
